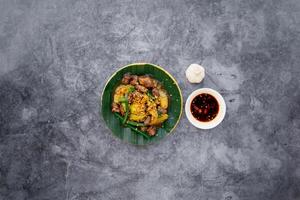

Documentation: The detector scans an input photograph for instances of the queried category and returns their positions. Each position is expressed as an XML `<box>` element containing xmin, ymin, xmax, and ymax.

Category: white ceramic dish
<box><xmin>185</xmin><ymin>88</ymin><xmax>226</xmax><ymax>129</ymax></box>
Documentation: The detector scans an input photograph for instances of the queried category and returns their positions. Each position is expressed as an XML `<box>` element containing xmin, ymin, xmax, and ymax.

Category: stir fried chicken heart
<box><xmin>135</xmin><ymin>85</ymin><xmax>148</xmax><ymax>93</ymax></box>
<box><xmin>111</xmin><ymin>102</ymin><xmax>120</xmax><ymax>113</ymax></box>
<box><xmin>152</xmin><ymin>88</ymin><xmax>160</xmax><ymax>97</ymax></box>
<box><xmin>121</xmin><ymin>73</ymin><xmax>131</xmax><ymax>84</ymax></box>
<box><xmin>138</xmin><ymin>76</ymin><xmax>155</xmax><ymax>88</ymax></box>
<box><xmin>130</xmin><ymin>75</ymin><xmax>138</xmax><ymax>85</ymax></box>
<box><xmin>144</xmin><ymin>116</ymin><xmax>151</xmax><ymax>125</ymax></box>
<box><xmin>147</xmin><ymin>126</ymin><xmax>157</xmax><ymax>136</ymax></box>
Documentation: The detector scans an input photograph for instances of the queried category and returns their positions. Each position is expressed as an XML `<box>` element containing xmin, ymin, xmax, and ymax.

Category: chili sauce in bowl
<box><xmin>185</xmin><ymin>88</ymin><xmax>226</xmax><ymax>129</ymax></box>
<box><xmin>191</xmin><ymin>93</ymin><xmax>219</xmax><ymax>122</ymax></box>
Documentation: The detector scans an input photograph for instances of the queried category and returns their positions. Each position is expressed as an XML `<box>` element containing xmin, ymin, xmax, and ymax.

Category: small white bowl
<box><xmin>185</xmin><ymin>88</ymin><xmax>226</xmax><ymax>129</ymax></box>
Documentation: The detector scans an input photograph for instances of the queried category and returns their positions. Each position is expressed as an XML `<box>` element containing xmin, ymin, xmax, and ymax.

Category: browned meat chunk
<box><xmin>122</xmin><ymin>73</ymin><xmax>131</xmax><ymax>84</ymax></box>
<box><xmin>147</xmin><ymin>126</ymin><xmax>156</xmax><ymax>136</ymax></box>
<box><xmin>140</xmin><ymin>127</ymin><xmax>147</xmax><ymax>132</ymax></box>
<box><xmin>152</xmin><ymin>88</ymin><xmax>160</xmax><ymax>97</ymax></box>
<box><xmin>144</xmin><ymin>116</ymin><xmax>151</xmax><ymax>125</ymax></box>
<box><xmin>130</xmin><ymin>91</ymin><xmax>144</xmax><ymax>101</ymax></box>
<box><xmin>138</xmin><ymin>76</ymin><xmax>155</xmax><ymax>88</ymax></box>
<box><xmin>130</xmin><ymin>75</ymin><xmax>138</xmax><ymax>85</ymax></box>
<box><xmin>128</xmin><ymin>93</ymin><xmax>134</xmax><ymax>104</ymax></box>
<box><xmin>120</xmin><ymin>104</ymin><xmax>125</xmax><ymax>116</ymax></box>
<box><xmin>158</xmin><ymin>106</ymin><xmax>167</xmax><ymax>114</ymax></box>
<box><xmin>135</xmin><ymin>85</ymin><xmax>148</xmax><ymax>93</ymax></box>
<box><xmin>152</xmin><ymin>79</ymin><xmax>159</xmax><ymax>88</ymax></box>
<box><xmin>112</xmin><ymin>102</ymin><xmax>120</xmax><ymax>113</ymax></box>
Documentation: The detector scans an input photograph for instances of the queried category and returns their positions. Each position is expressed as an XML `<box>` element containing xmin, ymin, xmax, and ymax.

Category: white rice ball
<box><xmin>185</xmin><ymin>64</ymin><xmax>205</xmax><ymax>83</ymax></box>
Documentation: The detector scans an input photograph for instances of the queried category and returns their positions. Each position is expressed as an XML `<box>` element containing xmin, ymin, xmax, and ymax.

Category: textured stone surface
<box><xmin>0</xmin><ymin>0</ymin><xmax>300</xmax><ymax>199</ymax></box>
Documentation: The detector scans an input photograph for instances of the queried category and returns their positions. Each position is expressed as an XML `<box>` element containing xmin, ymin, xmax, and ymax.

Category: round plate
<box><xmin>101</xmin><ymin>63</ymin><xmax>183</xmax><ymax>145</ymax></box>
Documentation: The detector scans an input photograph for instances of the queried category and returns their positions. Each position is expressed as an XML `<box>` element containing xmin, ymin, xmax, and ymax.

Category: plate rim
<box><xmin>100</xmin><ymin>62</ymin><xmax>183</xmax><ymax>145</ymax></box>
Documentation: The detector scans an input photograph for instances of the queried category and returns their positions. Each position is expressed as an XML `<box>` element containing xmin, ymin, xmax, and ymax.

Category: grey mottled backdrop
<box><xmin>0</xmin><ymin>0</ymin><xmax>300</xmax><ymax>200</ymax></box>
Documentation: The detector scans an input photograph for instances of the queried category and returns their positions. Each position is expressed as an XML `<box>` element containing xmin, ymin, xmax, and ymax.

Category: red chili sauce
<box><xmin>190</xmin><ymin>93</ymin><xmax>219</xmax><ymax>122</ymax></box>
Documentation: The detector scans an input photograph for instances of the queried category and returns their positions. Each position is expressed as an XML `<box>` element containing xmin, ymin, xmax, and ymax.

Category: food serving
<box><xmin>191</xmin><ymin>93</ymin><xmax>219</xmax><ymax>122</ymax></box>
<box><xmin>111</xmin><ymin>73</ymin><xmax>169</xmax><ymax>138</ymax></box>
<box><xmin>101</xmin><ymin>63</ymin><xmax>182</xmax><ymax>145</ymax></box>
<box><xmin>185</xmin><ymin>88</ymin><xmax>226</xmax><ymax>129</ymax></box>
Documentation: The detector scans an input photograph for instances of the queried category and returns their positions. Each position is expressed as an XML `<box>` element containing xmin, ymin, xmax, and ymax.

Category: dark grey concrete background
<box><xmin>0</xmin><ymin>0</ymin><xmax>300</xmax><ymax>199</ymax></box>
